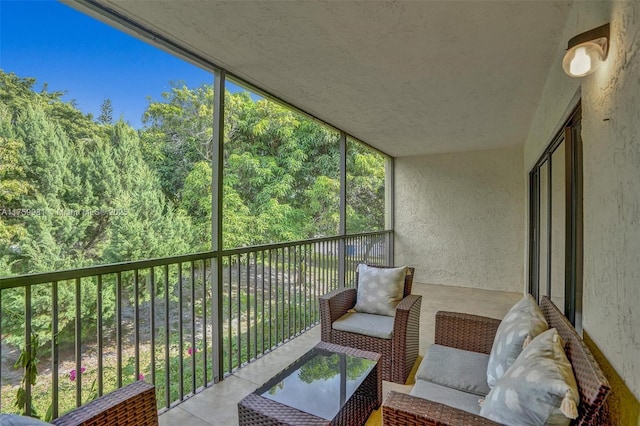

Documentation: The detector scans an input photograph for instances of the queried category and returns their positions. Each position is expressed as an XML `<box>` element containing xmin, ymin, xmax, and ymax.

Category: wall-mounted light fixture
<box><xmin>562</xmin><ymin>23</ymin><xmax>610</xmax><ymax>77</ymax></box>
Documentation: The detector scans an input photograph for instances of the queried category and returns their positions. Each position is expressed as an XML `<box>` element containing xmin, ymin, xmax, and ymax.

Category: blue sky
<box><xmin>0</xmin><ymin>0</ymin><xmax>246</xmax><ymax>128</ymax></box>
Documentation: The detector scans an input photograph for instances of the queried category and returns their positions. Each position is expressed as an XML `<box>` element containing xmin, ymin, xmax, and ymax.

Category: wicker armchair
<box><xmin>319</xmin><ymin>266</ymin><xmax>421</xmax><ymax>384</ymax></box>
<box><xmin>382</xmin><ymin>296</ymin><xmax>611</xmax><ymax>425</ymax></box>
<box><xmin>51</xmin><ymin>381</ymin><xmax>158</xmax><ymax>426</ymax></box>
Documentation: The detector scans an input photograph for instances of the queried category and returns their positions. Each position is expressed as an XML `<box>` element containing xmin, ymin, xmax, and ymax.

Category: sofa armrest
<box><xmin>391</xmin><ymin>295</ymin><xmax>422</xmax><ymax>382</ymax></box>
<box><xmin>52</xmin><ymin>381</ymin><xmax>158</xmax><ymax>426</ymax></box>
<box><xmin>435</xmin><ymin>311</ymin><xmax>501</xmax><ymax>354</ymax></box>
<box><xmin>382</xmin><ymin>391</ymin><xmax>501</xmax><ymax>426</ymax></box>
<box><xmin>396</xmin><ymin>293</ymin><xmax>422</xmax><ymax>315</ymax></box>
<box><xmin>319</xmin><ymin>288</ymin><xmax>357</xmax><ymax>342</ymax></box>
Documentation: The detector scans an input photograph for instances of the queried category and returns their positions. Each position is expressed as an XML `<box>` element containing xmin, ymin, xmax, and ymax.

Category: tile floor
<box><xmin>159</xmin><ymin>282</ymin><xmax>522</xmax><ymax>426</ymax></box>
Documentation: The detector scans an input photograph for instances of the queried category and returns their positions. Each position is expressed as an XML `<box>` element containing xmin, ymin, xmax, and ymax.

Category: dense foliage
<box><xmin>0</xmin><ymin>69</ymin><xmax>385</xmax><ymax>346</ymax></box>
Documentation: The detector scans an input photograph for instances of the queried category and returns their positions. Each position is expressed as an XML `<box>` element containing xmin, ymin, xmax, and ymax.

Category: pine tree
<box><xmin>97</xmin><ymin>98</ymin><xmax>113</xmax><ymax>124</ymax></box>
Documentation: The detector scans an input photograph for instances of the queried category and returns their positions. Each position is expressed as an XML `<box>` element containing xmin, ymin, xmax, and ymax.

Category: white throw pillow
<box><xmin>486</xmin><ymin>295</ymin><xmax>548</xmax><ymax>388</ymax></box>
<box><xmin>480</xmin><ymin>328</ymin><xmax>580</xmax><ymax>426</ymax></box>
<box><xmin>353</xmin><ymin>264</ymin><xmax>407</xmax><ymax>317</ymax></box>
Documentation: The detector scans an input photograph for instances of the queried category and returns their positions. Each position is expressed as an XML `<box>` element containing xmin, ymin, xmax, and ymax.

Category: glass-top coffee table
<box><xmin>238</xmin><ymin>342</ymin><xmax>381</xmax><ymax>425</ymax></box>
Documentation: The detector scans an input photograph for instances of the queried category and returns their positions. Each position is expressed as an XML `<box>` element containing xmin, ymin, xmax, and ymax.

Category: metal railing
<box><xmin>0</xmin><ymin>231</ymin><xmax>391</xmax><ymax>418</ymax></box>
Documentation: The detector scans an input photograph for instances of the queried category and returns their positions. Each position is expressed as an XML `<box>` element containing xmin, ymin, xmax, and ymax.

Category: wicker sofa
<box><xmin>382</xmin><ymin>296</ymin><xmax>611</xmax><ymax>425</ymax></box>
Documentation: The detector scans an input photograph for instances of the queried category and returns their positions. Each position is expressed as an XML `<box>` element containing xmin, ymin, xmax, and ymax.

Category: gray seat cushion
<box><xmin>410</xmin><ymin>380</ymin><xmax>482</xmax><ymax>415</ymax></box>
<box><xmin>332</xmin><ymin>312</ymin><xmax>394</xmax><ymax>339</ymax></box>
<box><xmin>416</xmin><ymin>344</ymin><xmax>491</xmax><ymax>396</ymax></box>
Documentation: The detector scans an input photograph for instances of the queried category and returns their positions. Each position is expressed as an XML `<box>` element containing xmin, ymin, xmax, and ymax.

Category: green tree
<box><xmin>346</xmin><ymin>143</ymin><xmax>386</xmax><ymax>233</ymax></box>
<box><xmin>0</xmin><ymin>71</ymin><xmax>197</xmax><ymax>347</ymax></box>
<box><xmin>140</xmin><ymin>83</ymin><xmax>214</xmax><ymax>201</ymax></box>
<box><xmin>0</xmin><ymin>104</ymin><xmax>30</xmax><ymax>247</ymax></box>
<box><xmin>97</xmin><ymin>98</ymin><xmax>113</xmax><ymax>124</ymax></box>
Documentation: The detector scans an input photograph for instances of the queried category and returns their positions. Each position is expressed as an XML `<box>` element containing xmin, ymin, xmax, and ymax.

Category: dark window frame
<box><xmin>528</xmin><ymin>104</ymin><xmax>582</xmax><ymax>326</ymax></box>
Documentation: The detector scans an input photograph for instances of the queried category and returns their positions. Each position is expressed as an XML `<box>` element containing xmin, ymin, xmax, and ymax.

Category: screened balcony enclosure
<box><xmin>2</xmin><ymin>0</ymin><xmax>640</xmax><ymax>425</ymax></box>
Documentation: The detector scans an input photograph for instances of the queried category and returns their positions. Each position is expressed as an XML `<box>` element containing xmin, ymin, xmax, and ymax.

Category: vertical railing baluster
<box><xmin>317</xmin><ymin>243</ymin><xmax>320</xmax><ymax>300</ymax></box>
<box><xmin>260</xmin><ymin>250</ymin><xmax>265</xmax><ymax>354</ymax></box>
<box><xmin>287</xmin><ymin>246</ymin><xmax>291</xmax><ymax>339</ymax></box>
<box><xmin>337</xmin><ymin>239</ymin><xmax>340</xmax><ymax>289</ymax></box>
<box><xmin>246</xmin><ymin>253</ymin><xmax>250</xmax><ymax>361</ymax></box>
<box><xmin>282</xmin><ymin>248</ymin><xmax>286</xmax><ymax>340</ymax></box>
<box><xmin>228</xmin><ymin>258</ymin><xmax>232</xmax><ymax>374</ymax></box>
<box><xmin>365</xmin><ymin>235</ymin><xmax>369</xmax><ymax>264</ymax></box>
<box><xmin>226</xmin><ymin>256</ymin><xmax>233</xmax><ymax>373</ymax></box>
<box><xmin>253</xmin><ymin>251</ymin><xmax>258</xmax><ymax>359</ymax></box>
<box><xmin>314</xmin><ymin>242</ymin><xmax>318</xmax><ymax>323</ymax></box>
<box><xmin>300</xmin><ymin>245</ymin><xmax>304</xmax><ymax>331</ymax></box>
<box><xmin>309</xmin><ymin>244</ymin><xmax>313</xmax><ymax>325</ymax></box>
<box><xmin>201</xmin><ymin>259</ymin><xmax>207</xmax><ymax>386</ymax></box>
<box><xmin>116</xmin><ymin>272</ymin><xmax>122</xmax><ymax>388</ymax></box>
<box><xmin>275</xmin><ymin>249</ymin><xmax>279</xmax><ymax>346</ymax></box>
<box><xmin>293</xmin><ymin>245</ymin><xmax>297</xmax><ymax>335</ymax></box>
<box><xmin>338</xmin><ymin>239</ymin><xmax>341</xmax><ymax>287</ymax></box>
<box><xmin>301</xmin><ymin>244</ymin><xmax>305</xmax><ymax>330</ymax></box>
<box><xmin>300</xmin><ymin>245</ymin><xmax>303</xmax><ymax>332</ymax></box>
<box><xmin>320</xmin><ymin>241</ymin><xmax>327</xmax><ymax>294</ymax></box>
<box><xmin>75</xmin><ymin>277</ymin><xmax>82</xmax><ymax>407</ymax></box>
<box><xmin>236</xmin><ymin>255</ymin><xmax>241</xmax><ymax>368</ymax></box>
<box><xmin>97</xmin><ymin>275</ymin><xmax>103</xmax><ymax>397</ymax></box>
<box><xmin>225</xmin><ymin>256</ymin><xmax>233</xmax><ymax>373</ymax></box>
<box><xmin>333</xmin><ymin>240</ymin><xmax>336</xmax><ymax>289</ymax></box>
<box><xmin>178</xmin><ymin>263</ymin><xmax>184</xmax><ymax>400</ymax></box>
<box><xmin>150</xmin><ymin>267</ymin><xmax>155</xmax><ymax>387</ymax></box>
<box><xmin>330</xmin><ymin>240</ymin><xmax>336</xmax><ymax>290</ymax></box>
<box><xmin>328</xmin><ymin>240</ymin><xmax>331</xmax><ymax>293</ymax></box>
<box><xmin>163</xmin><ymin>265</ymin><xmax>170</xmax><ymax>409</ymax></box>
<box><xmin>0</xmin><ymin>288</ymin><xmax>2</xmax><ymax>412</ymax></box>
<box><xmin>328</xmin><ymin>241</ymin><xmax>331</xmax><ymax>293</ymax></box>
<box><xmin>304</xmin><ymin>244</ymin><xmax>308</xmax><ymax>329</ymax></box>
<box><xmin>190</xmin><ymin>261</ymin><xmax>196</xmax><ymax>394</ymax></box>
<box><xmin>134</xmin><ymin>270</ymin><xmax>140</xmax><ymax>382</ymax></box>
<box><xmin>268</xmin><ymin>249</ymin><xmax>273</xmax><ymax>350</ymax></box>
<box><xmin>51</xmin><ymin>281</ymin><xmax>59</xmax><ymax>418</ymax></box>
<box><xmin>330</xmin><ymin>241</ymin><xmax>334</xmax><ymax>291</ymax></box>
<box><xmin>282</xmin><ymin>247</ymin><xmax>286</xmax><ymax>340</ymax></box>
<box><xmin>25</xmin><ymin>285</ymin><xmax>32</xmax><ymax>415</ymax></box>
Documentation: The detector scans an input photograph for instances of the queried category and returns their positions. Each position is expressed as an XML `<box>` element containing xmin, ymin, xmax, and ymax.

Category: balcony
<box><xmin>1</xmin><ymin>0</ymin><xmax>639</xmax><ymax>424</ymax></box>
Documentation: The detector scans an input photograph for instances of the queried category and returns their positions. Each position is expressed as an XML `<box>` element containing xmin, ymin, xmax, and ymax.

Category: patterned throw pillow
<box><xmin>480</xmin><ymin>328</ymin><xmax>580</xmax><ymax>426</ymax></box>
<box><xmin>0</xmin><ymin>414</ymin><xmax>50</xmax><ymax>425</ymax></box>
<box><xmin>353</xmin><ymin>264</ymin><xmax>407</xmax><ymax>317</ymax></box>
<box><xmin>486</xmin><ymin>295</ymin><xmax>548</xmax><ymax>388</ymax></box>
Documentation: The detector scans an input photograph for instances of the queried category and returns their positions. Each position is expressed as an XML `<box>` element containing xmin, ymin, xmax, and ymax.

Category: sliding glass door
<box><xmin>529</xmin><ymin>105</ymin><xmax>583</xmax><ymax>328</ymax></box>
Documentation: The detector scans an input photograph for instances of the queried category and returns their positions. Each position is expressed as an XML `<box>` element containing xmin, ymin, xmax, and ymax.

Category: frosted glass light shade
<box><xmin>562</xmin><ymin>41</ymin><xmax>606</xmax><ymax>77</ymax></box>
<box><xmin>561</xmin><ymin>24</ymin><xmax>609</xmax><ymax>78</ymax></box>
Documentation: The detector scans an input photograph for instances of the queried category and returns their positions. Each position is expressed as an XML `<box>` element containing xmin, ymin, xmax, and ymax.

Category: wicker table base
<box><xmin>238</xmin><ymin>342</ymin><xmax>381</xmax><ymax>426</ymax></box>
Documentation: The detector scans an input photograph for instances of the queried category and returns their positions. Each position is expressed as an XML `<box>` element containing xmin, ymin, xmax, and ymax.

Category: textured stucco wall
<box><xmin>523</xmin><ymin>0</ymin><xmax>640</xmax><ymax>412</ymax></box>
<box><xmin>395</xmin><ymin>147</ymin><xmax>523</xmax><ymax>292</ymax></box>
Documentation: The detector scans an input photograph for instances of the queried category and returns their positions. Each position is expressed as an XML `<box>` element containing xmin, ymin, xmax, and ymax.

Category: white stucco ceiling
<box><xmin>80</xmin><ymin>0</ymin><xmax>573</xmax><ymax>157</ymax></box>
